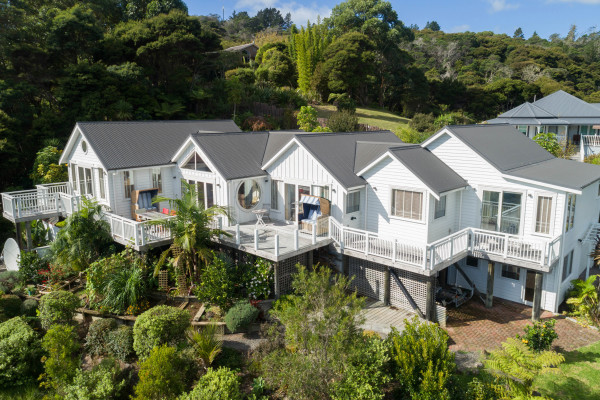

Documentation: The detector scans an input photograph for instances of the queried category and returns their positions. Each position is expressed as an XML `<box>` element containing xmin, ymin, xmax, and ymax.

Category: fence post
<box><xmin>274</xmin><ymin>234</ymin><xmax>279</xmax><ymax>257</ymax></box>
<box><xmin>254</xmin><ymin>229</ymin><xmax>259</xmax><ymax>251</ymax></box>
<box><xmin>235</xmin><ymin>224</ymin><xmax>240</xmax><ymax>245</ymax></box>
<box><xmin>294</xmin><ymin>229</ymin><xmax>299</xmax><ymax>250</ymax></box>
<box><xmin>423</xmin><ymin>247</ymin><xmax>428</xmax><ymax>269</ymax></box>
<box><xmin>328</xmin><ymin>217</ymin><xmax>332</xmax><ymax>239</ymax></box>
<box><xmin>340</xmin><ymin>226</ymin><xmax>345</xmax><ymax>251</ymax></box>
<box><xmin>141</xmin><ymin>224</ymin><xmax>147</xmax><ymax>246</ymax></box>
<box><xmin>365</xmin><ymin>232</ymin><xmax>369</xmax><ymax>255</ymax></box>
<box><xmin>540</xmin><ymin>242</ymin><xmax>546</xmax><ymax>266</ymax></box>
<box><xmin>392</xmin><ymin>240</ymin><xmax>397</xmax><ymax>263</ymax></box>
<box><xmin>312</xmin><ymin>223</ymin><xmax>317</xmax><ymax>245</ymax></box>
<box><xmin>503</xmin><ymin>233</ymin><xmax>509</xmax><ymax>258</ymax></box>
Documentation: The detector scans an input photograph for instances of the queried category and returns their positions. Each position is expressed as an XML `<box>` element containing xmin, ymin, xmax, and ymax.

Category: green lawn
<box><xmin>0</xmin><ymin>383</ymin><xmax>44</xmax><ymax>400</ymax></box>
<box><xmin>535</xmin><ymin>340</ymin><xmax>600</xmax><ymax>400</ymax></box>
<box><xmin>313</xmin><ymin>104</ymin><xmax>410</xmax><ymax>133</ymax></box>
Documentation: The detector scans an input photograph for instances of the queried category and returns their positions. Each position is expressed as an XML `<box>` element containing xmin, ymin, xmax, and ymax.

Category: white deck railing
<box><xmin>581</xmin><ymin>135</ymin><xmax>600</xmax><ymax>147</ymax></box>
<box><xmin>103</xmin><ymin>213</ymin><xmax>174</xmax><ymax>247</ymax></box>
<box><xmin>329</xmin><ymin>219</ymin><xmax>560</xmax><ymax>270</ymax></box>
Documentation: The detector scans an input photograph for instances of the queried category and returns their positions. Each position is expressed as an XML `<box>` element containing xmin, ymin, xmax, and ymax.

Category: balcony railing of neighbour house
<box><xmin>328</xmin><ymin>218</ymin><xmax>561</xmax><ymax>271</ymax></box>
<box><xmin>580</xmin><ymin>135</ymin><xmax>600</xmax><ymax>161</ymax></box>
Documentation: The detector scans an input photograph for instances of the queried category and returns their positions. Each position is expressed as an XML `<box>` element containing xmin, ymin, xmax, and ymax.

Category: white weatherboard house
<box><xmin>3</xmin><ymin>121</ymin><xmax>600</xmax><ymax>325</ymax></box>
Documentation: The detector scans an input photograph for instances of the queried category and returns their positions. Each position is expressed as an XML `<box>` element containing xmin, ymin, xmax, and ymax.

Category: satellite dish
<box><xmin>2</xmin><ymin>238</ymin><xmax>20</xmax><ymax>271</ymax></box>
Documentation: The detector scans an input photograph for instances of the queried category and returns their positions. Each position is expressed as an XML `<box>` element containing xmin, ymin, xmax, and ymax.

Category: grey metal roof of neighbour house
<box><xmin>354</xmin><ymin>141</ymin><xmax>412</xmax><ymax>174</ymax></box>
<box><xmin>446</xmin><ymin>125</ymin><xmax>555</xmax><ymax>171</ymax></box>
<box><xmin>442</xmin><ymin>124</ymin><xmax>600</xmax><ymax>191</ymax></box>
<box><xmin>296</xmin><ymin>131</ymin><xmax>403</xmax><ymax>188</ymax></box>
<box><xmin>76</xmin><ymin>120</ymin><xmax>241</xmax><ymax>170</ymax></box>
<box><xmin>191</xmin><ymin>132</ymin><xmax>269</xmax><ymax>180</ymax></box>
<box><xmin>532</xmin><ymin>90</ymin><xmax>600</xmax><ymax>117</ymax></box>
<box><xmin>507</xmin><ymin>158</ymin><xmax>600</xmax><ymax>191</ymax></box>
<box><xmin>224</xmin><ymin>43</ymin><xmax>258</xmax><ymax>52</ymax></box>
<box><xmin>389</xmin><ymin>146</ymin><xmax>468</xmax><ymax>196</ymax></box>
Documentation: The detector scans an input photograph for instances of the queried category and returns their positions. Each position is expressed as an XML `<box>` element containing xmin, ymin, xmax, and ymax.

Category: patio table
<box><xmin>252</xmin><ymin>209</ymin><xmax>268</xmax><ymax>227</ymax></box>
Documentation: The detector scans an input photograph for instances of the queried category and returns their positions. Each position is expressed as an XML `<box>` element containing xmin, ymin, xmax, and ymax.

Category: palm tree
<box><xmin>152</xmin><ymin>181</ymin><xmax>229</xmax><ymax>280</ymax></box>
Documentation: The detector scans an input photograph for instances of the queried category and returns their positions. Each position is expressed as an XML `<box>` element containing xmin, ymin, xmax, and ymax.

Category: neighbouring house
<box><xmin>487</xmin><ymin>90</ymin><xmax>600</xmax><ymax>160</ymax></box>
<box><xmin>223</xmin><ymin>42</ymin><xmax>259</xmax><ymax>62</ymax></box>
<box><xmin>3</xmin><ymin>121</ymin><xmax>600</xmax><ymax>326</ymax></box>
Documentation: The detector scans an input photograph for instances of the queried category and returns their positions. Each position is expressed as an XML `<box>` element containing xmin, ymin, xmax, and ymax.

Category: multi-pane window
<box><xmin>78</xmin><ymin>167</ymin><xmax>85</xmax><ymax>194</ymax></box>
<box><xmin>271</xmin><ymin>180</ymin><xmax>280</xmax><ymax>210</ymax></box>
<box><xmin>391</xmin><ymin>189</ymin><xmax>423</xmax><ymax>220</ymax></box>
<box><xmin>85</xmin><ymin>168</ymin><xmax>93</xmax><ymax>195</ymax></box>
<box><xmin>206</xmin><ymin>183</ymin><xmax>214</xmax><ymax>208</ymax></box>
<box><xmin>312</xmin><ymin>185</ymin><xmax>330</xmax><ymax>201</ymax></box>
<box><xmin>434</xmin><ymin>195</ymin><xmax>446</xmax><ymax>219</ymax></box>
<box><xmin>565</xmin><ymin>194</ymin><xmax>576</xmax><ymax>232</ymax></box>
<box><xmin>535</xmin><ymin>196</ymin><xmax>552</xmax><ymax>234</ymax></box>
<box><xmin>123</xmin><ymin>171</ymin><xmax>133</xmax><ymax>199</ymax></box>
<box><xmin>70</xmin><ymin>164</ymin><xmax>77</xmax><ymax>190</ymax></box>
<box><xmin>152</xmin><ymin>168</ymin><xmax>162</xmax><ymax>193</ymax></box>
<box><xmin>98</xmin><ymin>169</ymin><xmax>106</xmax><ymax>200</ymax></box>
<box><xmin>501</xmin><ymin>264</ymin><xmax>520</xmax><ymax>280</ymax></box>
<box><xmin>562</xmin><ymin>250</ymin><xmax>574</xmax><ymax>282</ymax></box>
<box><xmin>481</xmin><ymin>190</ymin><xmax>522</xmax><ymax>234</ymax></box>
<box><xmin>346</xmin><ymin>191</ymin><xmax>360</xmax><ymax>213</ymax></box>
<box><xmin>183</xmin><ymin>152</ymin><xmax>209</xmax><ymax>171</ymax></box>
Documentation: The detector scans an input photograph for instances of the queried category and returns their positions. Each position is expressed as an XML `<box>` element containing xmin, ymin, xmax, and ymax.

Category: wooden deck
<box><xmin>360</xmin><ymin>298</ymin><xmax>417</xmax><ymax>336</ymax></box>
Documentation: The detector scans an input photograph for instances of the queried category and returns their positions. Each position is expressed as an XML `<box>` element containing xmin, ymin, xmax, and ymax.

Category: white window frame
<box><xmin>434</xmin><ymin>195</ymin><xmax>446</xmax><ymax>220</ymax></box>
<box><xmin>123</xmin><ymin>171</ymin><xmax>134</xmax><ymax>199</ymax></box>
<box><xmin>152</xmin><ymin>167</ymin><xmax>162</xmax><ymax>193</ymax></box>
<box><xmin>98</xmin><ymin>168</ymin><xmax>106</xmax><ymax>200</ymax></box>
<box><xmin>565</xmin><ymin>193</ymin><xmax>576</xmax><ymax>232</ymax></box>
<box><xmin>390</xmin><ymin>188</ymin><xmax>424</xmax><ymax>222</ymax></box>
<box><xmin>346</xmin><ymin>190</ymin><xmax>360</xmax><ymax>214</ymax></box>
<box><xmin>479</xmin><ymin>187</ymin><xmax>525</xmax><ymax>235</ymax></box>
<box><xmin>271</xmin><ymin>180</ymin><xmax>281</xmax><ymax>211</ymax></box>
<box><xmin>533</xmin><ymin>194</ymin><xmax>554</xmax><ymax>236</ymax></box>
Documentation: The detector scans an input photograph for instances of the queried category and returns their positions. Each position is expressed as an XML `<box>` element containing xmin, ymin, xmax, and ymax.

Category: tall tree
<box><xmin>293</xmin><ymin>19</ymin><xmax>329</xmax><ymax>94</ymax></box>
<box><xmin>424</xmin><ymin>21</ymin><xmax>440</xmax><ymax>31</ymax></box>
<box><xmin>513</xmin><ymin>27</ymin><xmax>524</xmax><ymax>39</ymax></box>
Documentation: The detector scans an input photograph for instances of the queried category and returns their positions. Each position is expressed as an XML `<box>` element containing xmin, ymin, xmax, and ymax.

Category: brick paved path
<box><xmin>446</xmin><ymin>298</ymin><xmax>600</xmax><ymax>352</ymax></box>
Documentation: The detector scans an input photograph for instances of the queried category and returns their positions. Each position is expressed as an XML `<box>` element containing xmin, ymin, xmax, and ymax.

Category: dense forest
<box><xmin>3</xmin><ymin>0</ymin><xmax>600</xmax><ymax>196</ymax></box>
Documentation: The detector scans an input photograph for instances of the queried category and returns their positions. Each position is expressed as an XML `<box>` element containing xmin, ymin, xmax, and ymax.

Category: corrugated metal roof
<box><xmin>487</xmin><ymin>117</ymin><xmax>600</xmax><ymax>125</ymax></box>
<box><xmin>77</xmin><ymin>120</ymin><xmax>240</xmax><ymax>170</ymax></box>
<box><xmin>224</xmin><ymin>43</ymin><xmax>258</xmax><ymax>52</ymax></box>
<box><xmin>191</xmin><ymin>132</ymin><xmax>269</xmax><ymax>179</ymax></box>
<box><xmin>446</xmin><ymin>125</ymin><xmax>555</xmax><ymax>171</ymax></box>
<box><xmin>296</xmin><ymin>131</ymin><xmax>403</xmax><ymax>188</ymax></box>
<box><xmin>506</xmin><ymin>158</ymin><xmax>600</xmax><ymax>191</ymax></box>
<box><xmin>533</xmin><ymin>90</ymin><xmax>600</xmax><ymax>117</ymax></box>
<box><xmin>497</xmin><ymin>102</ymin><xmax>556</xmax><ymax>119</ymax></box>
<box><xmin>389</xmin><ymin>146</ymin><xmax>468</xmax><ymax>196</ymax></box>
<box><xmin>261</xmin><ymin>130</ymin><xmax>306</xmax><ymax>165</ymax></box>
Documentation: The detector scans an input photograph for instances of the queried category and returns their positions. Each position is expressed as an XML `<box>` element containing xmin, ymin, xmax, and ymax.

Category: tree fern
<box><xmin>484</xmin><ymin>337</ymin><xmax>564</xmax><ymax>397</ymax></box>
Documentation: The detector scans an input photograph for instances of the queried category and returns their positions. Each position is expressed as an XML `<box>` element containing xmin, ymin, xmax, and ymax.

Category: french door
<box><xmin>481</xmin><ymin>191</ymin><xmax>522</xmax><ymax>234</ymax></box>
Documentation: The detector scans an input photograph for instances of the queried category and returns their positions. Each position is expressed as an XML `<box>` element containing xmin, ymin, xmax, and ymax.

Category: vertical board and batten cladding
<box><xmin>427</xmin><ymin>191</ymin><xmax>461</xmax><ymax>243</ymax></box>
<box><xmin>266</xmin><ymin>142</ymin><xmax>346</xmax><ymax>222</ymax></box>
<box><xmin>426</xmin><ymin>132</ymin><xmax>567</xmax><ymax>312</ymax></box>
<box><xmin>558</xmin><ymin>181</ymin><xmax>600</xmax><ymax>304</ymax></box>
<box><xmin>362</xmin><ymin>156</ymin><xmax>429</xmax><ymax>244</ymax></box>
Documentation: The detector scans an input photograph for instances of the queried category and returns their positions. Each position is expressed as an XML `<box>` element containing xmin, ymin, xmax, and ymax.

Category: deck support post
<box><xmin>426</xmin><ymin>276</ymin><xmax>436</xmax><ymax>322</ymax></box>
<box><xmin>342</xmin><ymin>255</ymin><xmax>350</xmax><ymax>276</ymax></box>
<box><xmin>254</xmin><ymin>229</ymin><xmax>259</xmax><ymax>251</ymax></box>
<box><xmin>294</xmin><ymin>229</ymin><xmax>299</xmax><ymax>250</ymax></box>
<box><xmin>384</xmin><ymin>267</ymin><xmax>391</xmax><ymax>306</ymax></box>
<box><xmin>532</xmin><ymin>271</ymin><xmax>544</xmax><ymax>322</ymax></box>
<box><xmin>235</xmin><ymin>224</ymin><xmax>240</xmax><ymax>245</ymax></box>
<box><xmin>273</xmin><ymin>262</ymin><xmax>280</xmax><ymax>298</ymax></box>
<box><xmin>307</xmin><ymin>250</ymin><xmax>313</xmax><ymax>268</ymax></box>
<box><xmin>312</xmin><ymin>224</ymin><xmax>317</xmax><ymax>245</ymax></box>
<box><xmin>486</xmin><ymin>262</ymin><xmax>495</xmax><ymax>308</ymax></box>
<box><xmin>274</xmin><ymin>235</ymin><xmax>279</xmax><ymax>258</ymax></box>
<box><xmin>25</xmin><ymin>221</ymin><xmax>33</xmax><ymax>250</ymax></box>
<box><xmin>15</xmin><ymin>222</ymin><xmax>24</xmax><ymax>250</ymax></box>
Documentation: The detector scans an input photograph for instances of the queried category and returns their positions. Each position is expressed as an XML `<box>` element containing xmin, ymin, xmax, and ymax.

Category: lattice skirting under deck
<box><xmin>348</xmin><ymin>258</ymin><xmax>386</xmax><ymax>302</ymax></box>
<box><xmin>276</xmin><ymin>253</ymin><xmax>309</xmax><ymax>296</ymax></box>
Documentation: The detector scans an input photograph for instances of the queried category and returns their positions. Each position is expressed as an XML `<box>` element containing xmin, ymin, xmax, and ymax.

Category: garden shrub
<box><xmin>585</xmin><ymin>153</ymin><xmax>600</xmax><ymax>165</ymax></box>
<box><xmin>18</xmin><ymin>250</ymin><xmax>48</xmax><ymax>285</ymax></box>
<box><xmin>0</xmin><ymin>317</ymin><xmax>43</xmax><ymax>387</ymax></box>
<box><xmin>215</xmin><ymin>347</ymin><xmax>244</xmax><ymax>371</ymax></box>
<box><xmin>39</xmin><ymin>290</ymin><xmax>81</xmax><ymax>330</ymax></box>
<box><xmin>195</xmin><ymin>253</ymin><xmax>240</xmax><ymax>310</ymax></box>
<box><xmin>225</xmin><ymin>67</ymin><xmax>255</xmax><ymax>85</ymax></box>
<box><xmin>106</xmin><ymin>325</ymin><xmax>135</xmax><ymax>362</ymax></box>
<box><xmin>326</xmin><ymin>110</ymin><xmax>359</xmax><ymax>132</ymax></box>
<box><xmin>245</xmin><ymin>258</ymin><xmax>274</xmax><ymax>300</ymax></box>
<box><xmin>516</xmin><ymin>319</ymin><xmax>558</xmax><ymax>352</ymax></box>
<box><xmin>225</xmin><ymin>300</ymin><xmax>258</xmax><ymax>333</ymax></box>
<box><xmin>388</xmin><ymin>316</ymin><xmax>455</xmax><ymax>400</ymax></box>
<box><xmin>0</xmin><ymin>283</ymin><xmax>7</xmax><ymax>294</ymax></box>
<box><xmin>178</xmin><ymin>367</ymin><xmax>242</xmax><ymax>400</ymax></box>
<box><xmin>0</xmin><ymin>294</ymin><xmax>22</xmax><ymax>318</ymax></box>
<box><xmin>241</xmin><ymin>116</ymin><xmax>274</xmax><ymax>131</ymax></box>
<box><xmin>133</xmin><ymin>305</ymin><xmax>190</xmax><ymax>359</ymax></box>
<box><xmin>85</xmin><ymin>318</ymin><xmax>117</xmax><ymax>357</ymax></box>
<box><xmin>0</xmin><ymin>270</ymin><xmax>20</xmax><ymax>292</ymax></box>
<box><xmin>409</xmin><ymin>112</ymin><xmax>435</xmax><ymax>132</ymax></box>
<box><xmin>566</xmin><ymin>275</ymin><xmax>600</xmax><ymax>327</ymax></box>
<box><xmin>464</xmin><ymin>376</ymin><xmax>506</xmax><ymax>400</ymax></box>
<box><xmin>87</xmin><ymin>249</ymin><xmax>150</xmax><ymax>315</ymax></box>
<box><xmin>187</xmin><ymin>324</ymin><xmax>222</xmax><ymax>368</ymax></box>
<box><xmin>40</xmin><ymin>324</ymin><xmax>81</xmax><ymax>392</ymax></box>
<box><xmin>65</xmin><ymin>358</ymin><xmax>127</xmax><ymax>400</ymax></box>
<box><xmin>328</xmin><ymin>92</ymin><xmax>356</xmax><ymax>112</ymax></box>
<box><xmin>21</xmin><ymin>298</ymin><xmax>38</xmax><ymax>317</ymax></box>
<box><xmin>133</xmin><ymin>345</ymin><xmax>187</xmax><ymax>400</ymax></box>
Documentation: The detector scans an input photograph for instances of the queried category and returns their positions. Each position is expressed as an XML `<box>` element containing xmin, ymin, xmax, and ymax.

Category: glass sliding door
<box><xmin>285</xmin><ymin>183</ymin><xmax>296</xmax><ymax>222</ymax></box>
<box><xmin>481</xmin><ymin>191</ymin><xmax>522</xmax><ymax>234</ymax></box>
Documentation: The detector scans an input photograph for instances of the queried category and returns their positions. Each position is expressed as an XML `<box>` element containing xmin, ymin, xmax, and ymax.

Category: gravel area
<box><xmin>222</xmin><ymin>331</ymin><xmax>267</xmax><ymax>352</ymax></box>
<box><xmin>454</xmin><ymin>351</ymin><xmax>483</xmax><ymax>373</ymax></box>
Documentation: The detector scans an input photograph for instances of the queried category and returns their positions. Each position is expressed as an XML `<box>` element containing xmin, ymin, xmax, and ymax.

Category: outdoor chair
<box><xmin>162</xmin><ymin>208</ymin><xmax>169</xmax><ymax>215</ymax></box>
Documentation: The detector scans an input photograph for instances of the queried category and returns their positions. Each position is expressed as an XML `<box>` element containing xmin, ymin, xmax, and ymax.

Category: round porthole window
<box><xmin>81</xmin><ymin>140</ymin><xmax>88</xmax><ymax>153</ymax></box>
<box><xmin>237</xmin><ymin>179</ymin><xmax>261</xmax><ymax>209</ymax></box>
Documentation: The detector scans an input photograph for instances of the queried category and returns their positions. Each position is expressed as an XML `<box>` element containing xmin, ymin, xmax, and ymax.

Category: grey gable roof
<box><xmin>191</xmin><ymin>132</ymin><xmax>269</xmax><ymax>180</ymax></box>
<box><xmin>497</xmin><ymin>102</ymin><xmax>556</xmax><ymax>119</ymax></box>
<box><xmin>76</xmin><ymin>120</ymin><xmax>240</xmax><ymax>170</ymax></box>
<box><xmin>389</xmin><ymin>146</ymin><xmax>467</xmax><ymax>196</ymax></box>
<box><xmin>532</xmin><ymin>90</ymin><xmax>600</xmax><ymax>117</ymax></box>
<box><xmin>354</xmin><ymin>141</ymin><xmax>412</xmax><ymax>174</ymax></box>
<box><xmin>446</xmin><ymin>124</ymin><xmax>555</xmax><ymax>171</ymax></box>
<box><xmin>296</xmin><ymin>131</ymin><xmax>403</xmax><ymax>188</ymax></box>
<box><xmin>262</xmin><ymin>130</ymin><xmax>307</xmax><ymax>166</ymax></box>
<box><xmin>440</xmin><ymin>124</ymin><xmax>600</xmax><ymax>191</ymax></box>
